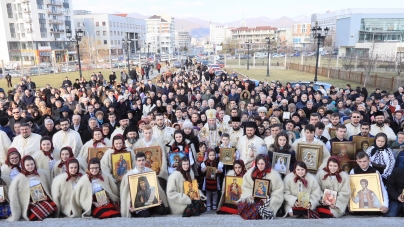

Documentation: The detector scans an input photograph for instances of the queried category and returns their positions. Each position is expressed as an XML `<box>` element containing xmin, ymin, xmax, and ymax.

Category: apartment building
<box><xmin>145</xmin><ymin>14</ymin><xmax>175</xmax><ymax>55</ymax></box>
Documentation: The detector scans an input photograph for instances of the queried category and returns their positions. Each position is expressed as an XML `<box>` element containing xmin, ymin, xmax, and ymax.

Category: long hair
<box><xmin>270</xmin><ymin>131</ymin><xmax>291</xmax><ymax>152</ymax></box>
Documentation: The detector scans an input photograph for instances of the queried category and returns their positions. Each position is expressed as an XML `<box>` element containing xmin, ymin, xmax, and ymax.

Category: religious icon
<box><xmin>253</xmin><ymin>179</ymin><xmax>270</xmax><ymax>199</ymax></box>
<box><xmin>349</xmin><ymin>173</ymin><xmax>384</xmax><ymax>212</ymax></box>
<box><xmin>271</xmin><ymin>152</ymin><xmax>291</xmax><ymax>175</ymax></box>
<box><xmin>352</xmin><ymin>136</ymin><xmax>374</xmax><ymax>154</ymax></box>
<box><xmin>283</xmin><ymin>111</ymin><xmax>291</xmax><ymax>120</ymax></box>
<box><xmin>298</xmin><ymin>192</ymin><xmax>310</xmax><ymax>208</ymax></box>
<box><xmin>111</xmin><ymin>152</ymin><xmax>132</xmax><ymax>181</ymax></box>
<box><xmin>88</xmin><ymin>147</ymin><xmax>110</xmax><ymax>162</ymax></box>
<box><xmin>224</xmin><ymin>176</ymin><xmax>243</xmax><ymax>204</ymax></box>
<box><xmin>168</xmin><ymin>152</ymin><xmax>185</xmax><ymax>169</ymax></box>
<box><xmin>128</xmin><ymin>171</ymin><xmax>160</xmax><ymax>211</ymax></box>
<box><xmin>322</xmin><ymin>189</ymin><xmax>337</xmax><ymax>206</ymax></box>
<box><xmin>134</xmin><ymin>146</ymin><xmax>162</xmax><ymax>174</ymax></box>
<box><xmin>183</xmin><ymin>179</ymin><xmax>200</xmax><ymax>200</ymax></box>
<box><xmin>332</xmin><ymin>142</ymin><xmax>356</xmax><ymax>162</ymax></box>
<box><xmin>297</xmin><ymin>144</ymin><xmax>323</xmax><ymax>173</ymax></box>
<box><xmin>30</xmin><ymin>184</ymin><xmax>47</xmax><ymax>203</ymax></box>
<box><xmin>95</xmin><ymin>190</ymin><xmax>109</xmax><ymax>206</ymax></box>
<box><xmin>205</xmin><ymin>166</ymin><xmax>217</xmax><ymax>180</ymax></box>
<box><xmin>219</xmin><ymin>148</ymin><xmax>235</xmax><ymax>165</ymax></box>
<box><xmin>197</xmin><ymin>151</ymin><xmax>205</xmax><ymax>163</ymax></box>
<box><xmin>328</xmin><ymin>128</ymin><xmax>336</xmax><ymax>139</ymax></box>
<box><xmin>340</xmin><ymin>160</ymin><xmax>358</xmax><ymax>173</ymax></box>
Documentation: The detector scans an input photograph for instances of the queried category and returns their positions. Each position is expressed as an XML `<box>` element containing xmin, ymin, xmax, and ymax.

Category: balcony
<box><xmin>26</xmin><ymin>28</ymin><xmax>33</xmax><ymax>33</ymax></box>
<box><xmin>23</xmin><ymin>17</ymin><xmax>32</xmax><ymax>23</ymax></box>
<box><xmin>45</xmin><ymin>0</ymin><xmax>62</xmax><ymax>6</ymax></box>
<box><xmin>21</xmin><ymin>0</ymin><xmax>30</xmax><ymax>3</ymax></box>
<box><xmin>49</xmin><ymin>19</ymin><xmax>63</xmax><ymax>24</ymax></box>
<box><xmin>47</xmin><ymin>10</ymin><xmax>62</xmax><ymax>15</ymax></box>
<box><xmin>50</xmin><ymin>29</ymin><xmax>65</xmax><ymax>33</ymax></box>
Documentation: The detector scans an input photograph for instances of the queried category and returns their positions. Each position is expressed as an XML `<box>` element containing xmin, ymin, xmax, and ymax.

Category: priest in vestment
<box><xmin>123</xmin><ymin>125</ymin><xmax>139</xmax><ymax>151</ymax></box>
<box><xmin>229</xmin><ymin>117</ymin><xmax>244</xmax><ymax>148</ymax></box>
<box><xmin>52</xmin><ymin>118</ymin><xmax>83</xmax><ymax>156</ymax></box>
<box><xmin>0</xmin><ymin>130</ymin><xmax>11</xmax><ymax>164</ymax></box>
<box><xmin>369</xmin><ymin>111</ymin><xmax>396</xmax><ymax>142</ymax></box>
<box><xmin>110</xmin><ymin>116</ymin><xmax>130</xmax><ymax>139</ymax></box>
<box><xmin>236</xmin><ymin>121</ymin><xmax>264</xmax><ymax>169</ymax></box>
<box><xmin>198</xmin><ymin>109</ymin><xmax>222</xmax><ymax>149</ymax></box>
<box><xmin>10</xmin><ymin>123</ymin><xmax>41</xmax><ymax>156</ymax></box>
<box><xmin>152</xmin><ymin>113</ymin><xmax>174</xmax><ymax>153</ymax></box>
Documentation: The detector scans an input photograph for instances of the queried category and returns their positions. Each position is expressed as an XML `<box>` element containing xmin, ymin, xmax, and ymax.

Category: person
<box><xmin>5</xmin><ymin>72</ymin><xmax>12</xmax><ymax>87</ymax></box>
<box><xmin>216</xmin><ymin>160</ymin><xmax>247</xmax><ymax>215</ymax></box>
<box><xmin>51</xmin><ymin>158</ymin><xmax>84</xmax><ymax>217</ymax></box>
<box><xmin>201</xmin><ymin>148</ymin><xmax>224</xmax><ymax>211</ymax></box>
<box><xmin>0</xmin><ymin>129</ymin><xmax>11</xmax><ymax>164</ymax></box>
<box><xmin>32</xmin><ymin>137</ymin><xmax>60</xmax><ymax>178</ymax></box>
<box><xmin>365</xmin><ymin>133</ymin><xmax>395</xmax><ymax>182</ymax></box>
<box><xmin>229</xmin><ymin>117</ymin><xmax>244</xmax><ymax>148</ymax></box>
<box><xmin>337</xmin><ymin>145</ymin><xmax>351</xmax><ymax>161</ymax></box>
<box><xmin>369</xmin><ymin>111</ymin><xmax>396</xmax><ymax>142</ymax></box>
<box><xmin>10</xmin><ymin>123</ymin><xmax>41</xmax><ymax>156</ymax></box>
<box><xmin>283</xmin><ymin>161</ymin><xmax>321</xmax><ymax>218</ymax></box>
<box><xmin>78</xmin><ymin>127</ymin><xmax>112</xmax><ymax>161</ymax></box>
<box><xmin>152</xmin><ymin>113</ymin><xmax>175</xmax><ymax>153</ymax></box>
<box><xmin>274</xmin><ymin>157</ymin><xmax>287</xmax><ymax>173</ymax></box>
<box><xmin>268</xmin><ymin>132</ymin><xmax>296</xmax><ymax>176</ymax></box>
<box><xmin>384</xmin><ymin>166</ymin><xmax>404</xmax><ymax>217</ymax></box>
<box><xmin>198</xmin><ymin>109</ymin><xmax>223</xmax><ymax>149</ymax></box>
<box><xmin>168</xmin><ymin>130</ymin><xmax>197</xmax><ymax>175</ymax></box>
<box><xmin>236</xmin><ymin>121</ymin><xmax>264</xmax><ymax>169</ymax></box>
<box><xmin>325</xmin><ymin>124</ymin><xmax>348</xmax><ymax>153</ymax></box>
<box><xmin>0</xmin><ymin>169</ymin><xmax>11</xmax><ymax>218</ymax></box>
<box><xmin>316</xmin><ymin>157</ymin><xmax>351</xmax><ymax>218</ymax></box>
<box><xmin>1</xmin><ymin>148</ymin><xmax>22</xmax><ymax>185</ymax></box>
<box><xmin>167</xmin><ymin>157</ymin><xmax>206</xmax><ymax>217</ymax></box>
<box><xmin>237</xmin><ymin>154</ymin><xmax>284</xmax><ymax>220</ymax></box>
<box><xmin>351</xmin><ymin>178</ymin><xmax>382</xmax><ymax>209</ymax></box>
<box><xmin>52</xmin><ymin>118</ymin><xmax>83</xmax><ymax>156</ymax></box>
<box><xmin>349</xmin><ymin>152</ymin><xmax>389</xmax><ymax>214</ymax></box>
<box><xmin>123</xmin><ymin>125</ymin><xmax>139</xmax><ymax>151</ymax></box>
<box><xmin>71</xmin><ymin>158</ymin><xmax>121</xmax><ymax>219</ymax></box>
<box><xmin>110</xmin><ymin>115</ymin><xmax>130</xmax><ymax>139</ymax></box>
<box><xmin>8</xmin><ymin>155</ymin><xmax>57</xmax><ymax>221</ymax></box>
<box><xmin>51</xmin><ymin>146</ymin><xmax>86</xmax><ymax>179</ymax></box>
<box><xmin>357</xmin><ymin>140</ymin><xmax>370</xmax><ymax>153</ymax></box>
<box><xmin>120</xmin><ymin>152</ymin><xmax>168</xmax><ymax>218</ymax></box>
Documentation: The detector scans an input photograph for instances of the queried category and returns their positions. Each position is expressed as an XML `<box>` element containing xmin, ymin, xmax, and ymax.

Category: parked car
<box><xmin>173</xmin><ymin>61</ymin><xmax>181</xmax><ymax>68</ymax></box>
<box><xmin>289</xmin><ymin>81</ymin><xmax>332</xmax><ymax>91</ymax></box>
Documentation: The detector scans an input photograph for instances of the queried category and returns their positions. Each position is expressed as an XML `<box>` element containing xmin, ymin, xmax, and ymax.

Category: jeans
<box><xmin>384</xmin><ymin>200</ymin><xmax>404</xmax><ymax>217</ymax></box>
<box><xmin>206</xmin><ymin>190</ymin><xmax>218</xmax><ymax>208</ymax></box>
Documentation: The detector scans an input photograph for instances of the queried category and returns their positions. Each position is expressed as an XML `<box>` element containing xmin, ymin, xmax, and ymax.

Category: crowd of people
<box><xmin>0</xmin><ymin>61</ymin><xmax>403</xmax><ymax>221</ymax></box>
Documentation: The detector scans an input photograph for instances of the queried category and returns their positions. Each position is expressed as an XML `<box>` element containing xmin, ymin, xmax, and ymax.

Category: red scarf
<box><xmin>171</xmin><ymin>141</ymin><xmax>190</xmax><ymax>154</ymax></box>
<box><xmin>234</xmin><ymin>160</ymin><xmax>247</xmax><ymax>177</ymax></box>
<box><xmin>93</xmin><ymin>139</ymin><xmax>106</xmax><ymax>148</ymax></box>
<box><xmin>322</xmin><ymin>156</ymin><xmax>343</xmax><ymax>183</ymax></box>
<box><xmin>5</xmin><ymin>148</ymin><xmax>22</xmax><ymax>172</ymax></box>
<box><xmin>86</xmin><ymin>171</ymin><xmax>104</xmax><ymax>182</ymax></box>
<box><xmin>20</xmin><ymin>155</ymin><xmax>40</xmax><ymax>176</ymax></box>
<box><xmin>294</xmin><ymin>175</ymin><xmax>308</xmax><ymax>188</ymax></box>
<box><xmin>43</xmin><ymin>151</ymin><xmax>54</xmax><ymax>160</ymax></box>
<box><xmin>251</xmin><ymin>156</ymin><xmax>271</xmax><ymax>179</ymax></box>
<box><xmin>58</xmin><ymin>147</ymin><xmax>75</xmax><ymax>168</ymax></box>
<box><xmin>65</xmin><ymin>158</ymin><xmax>83</xmax><ymax>182</ymax></box>
<box><xmin>112</xmin><ymin>134</ymin><xmax>127</xmax><ymax>154</ymax></box>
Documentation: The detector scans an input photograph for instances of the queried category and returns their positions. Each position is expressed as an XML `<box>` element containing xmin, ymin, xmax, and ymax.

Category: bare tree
<box><xmin>341</xmin><ymin>54</ymin><xmax>355</xmax><ymax>71</ymax></box>
<box><xmin>395</xmin><ymin>48</ymin><xmax>404</xmax><ymax>89</ymax></box>
<box><xmin>323</xmin><ymin>36</ymin><xmax>333</xmax><ymax>77</ymax></box>
<box><xmin>358</xmin><ymin>42</ymin><xmax>379</xmax><ymax>87</ymax></box>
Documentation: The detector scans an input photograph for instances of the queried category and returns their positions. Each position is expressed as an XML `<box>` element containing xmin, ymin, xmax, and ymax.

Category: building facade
<box><xmin>175</xmin><ymin>30</ymin><xmax>191</xmax><ymax>51</ymax></box>
<box><xmin>0</xmin><ymin>0</ymin><xmax>74</xmax><ymax>66</ymax></box>
<box><xmin>292</xmin><ymin>23</ymin><xmax>311</xmax><ymax>49</ymax></box>
<box><xmin>145</xmin><ymin>14</ymin><xmax>175</xmax><ymax>55</ymax></box>
<box><xmin>209</xmin><ymin>24</ymin><xmax>232</xmax><ymax>45</ymax></box>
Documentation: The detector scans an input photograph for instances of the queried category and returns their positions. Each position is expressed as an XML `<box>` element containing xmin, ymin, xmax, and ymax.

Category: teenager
<box><xmin>365</xmin><ymin>133</ymin><xmax>395</xmax><ymax>183</ymax></box>
<box><xmin>33</xmin><ymin>136</ymin><xmax>60</xmax><ymax>177</ymax></box>
<box><xmin>1</xmin><ymin>148</ymin><xmax>22</xmax><ymax>185</ymax></box>
<box><xmin>51</xmin><ymin>146</ymin><xmax>87</xmax><ymax>179</ymax></box>
<box><xmin>268</xmin><ymin>132</ymin><xmax>296</xmax><ymax>177</ymax></box>
<box><xmin>78</xmin><ymin>127</ymin><xmax>112</xmax><ymax>161</ymax></box>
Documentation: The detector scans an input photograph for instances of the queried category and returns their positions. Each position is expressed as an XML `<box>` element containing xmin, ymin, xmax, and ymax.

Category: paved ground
<box><xmin>4</xmin><ymin>211</ymin><xmax>402</xmax><ymax>227</ymax></box>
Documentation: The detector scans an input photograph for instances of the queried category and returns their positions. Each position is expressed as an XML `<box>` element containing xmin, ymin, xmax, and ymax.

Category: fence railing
<box><xmin>286</xmin><ymin>62</ymin><xmax>402</xmax><ymax>90</ymax></box>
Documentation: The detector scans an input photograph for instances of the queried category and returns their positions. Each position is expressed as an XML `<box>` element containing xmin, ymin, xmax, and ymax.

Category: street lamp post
<box><xmin>122</xmin><ymin>33</ymin><xmax>132</xmax><ymax>72</ymax></box>
<box><xmin>245</xmin><ymin>40</ymin><xmax>252</xmax><ymax>70</ymax></box>
<box><xmin>145</xmin><ymin>42</ymin><xmax>151</xmax><ymax>60</ymax></box>
<box><xmin>66</xmin><ymin>28</ymin><xmax>84</xmax><ymax>79</ymax></box>
<box><xmin>311</xmin><ymin>25</ymin><xmax>329</xmax><ymax>83</ymax></box>
<box><xmin>265</xmin><ymin>37</ymin><xmax>275</xmax><ymax>77</ymax></box>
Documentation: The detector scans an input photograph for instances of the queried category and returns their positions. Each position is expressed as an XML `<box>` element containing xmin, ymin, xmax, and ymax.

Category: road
<box><xmin>5</xmin><ymin>212</ymin><xmax>402</xmax><ymax>227</ymax></box>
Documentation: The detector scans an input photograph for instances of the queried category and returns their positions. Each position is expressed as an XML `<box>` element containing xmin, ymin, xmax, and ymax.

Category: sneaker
<box><xmin>212</xmin><ymin>205</ymin><xmax>217</xmax><ymax>210</ymax></box>
<box><xmin>207</xmin><ymin>206</ymin><xmax>211</xmax><ymax>212</ymax></box>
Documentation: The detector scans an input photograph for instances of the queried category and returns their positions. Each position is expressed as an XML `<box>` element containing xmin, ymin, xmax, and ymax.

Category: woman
<box><xmin>316</xmin><ymin>157</ymin><xmax>350</xmax><ymax>218</ymax></box>
<box><xmin>268</xmin><ymin>132</ymin><xmax>296</xmax><ymax>177</ymax></box>
<box><xmin>143</xmin><ymin>97</ymin><xmax>156</xmax><ymax>115</ymax></box>
<box><xmin>71</xmin><ymin>158</ymin><xmax>120</xmax><ymax>219</ymax></box>
<box><xmin>283</xmin><ymin>161</ymin><xmax>321</xmax><ymax>217</ymax></box>
<box><xmin>217</xmin><ymin>160</ymin><xmax>247</xmax><ymax>214</ymax></box>
<box><xmin>1</xmin><ymin>148</ymin><xmax>22</xmax><ymax>185</ymax></box>
<box><xmin>8</xmin><ymin>155</ymin><xmax>57</xmax><ymax>221</ymax></box>
<box><xmin>51</xmin><ymin>158</ymin><xmax>84</xmax><ymax>217</ymax></box>
<box><xmin>33</xmin><ymin>136</ymin><xmax>60</xmax><ymax>178</ymax></box>
<box><xmin>183</xmin><ymin>120</ymin><xmax>200</xmax><ymax>153</ymax></box>
<box><xmin>365</xmin><ymin>132</ymin><xmax>395</xmax><ymax>183</ymax></box>
<box><xmin>38</xmin><ymin>101</ymin><xmax>52</xmax><ymax>116</ymax></box>
<box><xmin>51</xmin><ymin>146</ymin><xmax>87</xmax><ymax>179</ymax></box>
<box><xmin>168</xmin><ymin>130</ymin><xmax>197</xmax><ymax>175</ymax></box>
<box><xmin>167</xmin><ymin>157</ymin><xmax>206</xmax><ymax>217</ymax></box>
<box><xmin>237</xmin><ymin>155</ymin><xmax>284</xmax><ymax>220</ymax></box>
<box><xmin>78</xmin><ymin>128</ymin><xmax>112</xmax><ymax>161</ymax></box>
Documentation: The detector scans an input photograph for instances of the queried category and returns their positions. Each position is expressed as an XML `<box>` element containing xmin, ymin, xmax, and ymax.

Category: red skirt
<box><xmin>28</xmin><ymin>200</ymin><xmax>57</xmax><ymax>221</ymax></box>
<box><xmin>91</xmin><ymin>196</ymin><xmax>120</xmax><ymax>219</ymax></box>
<box><xmin>237</xmin><ymin>200</ymin><xmax>264</xmax><ymax>220</ymax></box>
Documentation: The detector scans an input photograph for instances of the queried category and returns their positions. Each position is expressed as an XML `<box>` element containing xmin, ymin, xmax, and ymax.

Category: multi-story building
<box><xmin>311</xmin><ymin>8</ymin><xmax>404</xmax><ymax>57</ymax></box>
<box><xmin>73</xmin><ymin>13</ymin><xmax>145</xmax><ymax>59</ymax></box>
<box><xmin>0</xmin><ymin>0</ymin><xmax>74</xmax><ymax>66</ymax></box>
<box><xmin>209</xmin><ymin>24</ymin><xmax>232</xmax><ymax>45</ymax></box>
<box><xmin>145</xmin><ymin>14</ymin><xmax>175</xmax><ymax>55</ymax></box>
<box><xmin>292</xmin><ymin>23</ymin><xmax>311</xmax><ymax>49</ymax></box>
<box><xmin>175</xmin><ymin>30</ymin><xmax>191</xmax><ymax>51</ymax></box>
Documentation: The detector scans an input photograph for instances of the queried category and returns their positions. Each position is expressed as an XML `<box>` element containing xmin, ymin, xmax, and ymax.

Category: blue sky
<box><xmin>72</xmin><ymin>0</ymin><xmax>402</xmax><ymax>23</ymax></box>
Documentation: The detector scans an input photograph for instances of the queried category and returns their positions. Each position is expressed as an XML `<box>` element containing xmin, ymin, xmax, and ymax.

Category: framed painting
<box><xmin>224</xmin><ymin>176</ymin><xmax>243</xmax><ymax>204</ymax></box>
<box><xmin>219</xmin><ymin>148</ymin><xmax>235</xmax><ymax>165</ymax></box>
<box><xmin>30</xmin><ymin>184</ymin><xmax>47</xmax><ymax>203</ymax></box>
<box><xmin>322</xmin><ymin>189</ymin><xmax>337</xmax><ymax>206</ymax></box>
<box><xmin>205</xmin><ymin>166</ymin><xmax>217</xmax><ymax>180</ymax></box>
<box><xmin>272</xmin><ymin>152</ymin><xmax>291</xmax><ymax>175</ymax></box>
<box><xmin>183</xmin><ymin>179</ymin><xmax>200</xmax><ymax>200</ymax></box>
<box><xmin>283</xmin><ymin>111</ymin><xmax>291</xmax><ymax>120</ymax></box>
<box><xmin>352</xmin><ymin>136</ymin><xmax>374</xmax><ymax>154</ymax></box>
<box><xmin>328</xmin><ymin>128</ymin><xmax>336</xmax><ymax>139</ymax></box>
<box><xmin>111</xmin><ymin>152</ymin><xmax>132</xmax><ymax>182</ymax></box>
<box><xmin>168</xmin><ymin>152</ymin><xmax>185</xmax><ymax>169</ymax></box>
<box><xmin>332</xmin><ymin>142</ymin><xmax>356</xmax><ymax>162</ymax></box>
<box><xmin>340</xmin><ymin>160</ymin><xmax>358</xmax><ymax>174</ymax></box>
<box><xmin>95</xmin><ymin>190</ymin><xmax>109</xmax><ymax>206</ymax></box>
<box><xmin>349</xmin><ymin>173</ymin><xmax>384</xmax><ymax>212</ymax></box>
<box><xmin>0</xmin><ymin>187</ymin><xmax>4</xmax><ymax>201</ymax></box>
<box><xmin>128</xmin><ymin>171</ymin><xmax>160</xmax><ymax>211</ymax></box>
<box><xmin>253</xmin><ymin>179</ymin><xmax>270</xmax><ymax>199</ymax></box>
<box><xmin>134</xmin><ymin>146</ymin><xmax>163</xmax><ymax>175</ymax></box>
<box><xmin>298</xmin><ymin>192</ymin><xmax>310</xmax><ymax>208</ymax></box>
<box><xmin>297</xmin><ymin>144</ymin><xmax>323</xmax><ymax>173</ymax></box>
<box><xmin>88</xmin><ymin>147</ymin><xmax>110</xmax><ymax>162</ymax></box>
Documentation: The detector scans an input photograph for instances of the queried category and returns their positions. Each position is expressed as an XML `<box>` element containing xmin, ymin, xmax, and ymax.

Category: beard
<box><xmin>121</xmin><ymin>125</ymin><xmax>127</xmax><ymax>130</ymax></box>
<box><xmin>208</xmin><ymin>124</ymin><xmax>217</xmax><ymax>131</ymax></box>
<box><xmin>246</xmin><ymin>133</ymin><xmax>255</xmax><ymax>139</ymax></box>
<box><xmin>62</xmin><ymin>127</ymin><xmax>69</xmax><ymax>131</ymax></box>
<box><xmin>127</xmin><ymin>137</ymin><xmax>138</xmax><ymax>144</ymax></box>
<box><xmin>233</xmin><ymin>126</ymin><xmax>240</xmax><ymax>131</ymax></box>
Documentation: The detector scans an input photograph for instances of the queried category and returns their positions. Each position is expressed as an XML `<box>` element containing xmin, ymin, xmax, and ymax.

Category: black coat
<box><xmin>386</xmin><ymin>167</ymin><xmax>404</xmax><ymax>201</ymax></box>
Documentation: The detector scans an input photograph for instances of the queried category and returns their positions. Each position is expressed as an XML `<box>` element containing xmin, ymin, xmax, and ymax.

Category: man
<box><xmin>264</xmin><ymin>124</ymin><xmax>282</xmax><ymax>148</ymax></box>
<box><xmin>25</xmin><ymin>77</ymin><xmax>36</xmax><ymax>91</ymax></box>
<box><xmin>62</xmin><ymin>76</ymin><xmax>72</xmax><ymax>87</ymax></box>
<box><xmin>22</xmin><ymin>89</ymin><xmax>35</xmax><ymax>106</ymax></box>
<box><xmin>53</xmin><ymin>118</ymin><xmax>83</xmax><ymax>156</ymax></box>
<box><xmin>301</xmin><ymin>113</ymin><xmax>331</xmax><ymax>139</ymax></box>
<box><xmin>370</xmin><ymin>111</ymin><xmax>396</xmax><ymax>142</ymax></box>
<box><xmin>229</xmin><ymin>117</ymin><xmax>244</xmax><ymax>148</ymax></box>
<box><xmin>10</xmin><ymin>123</ymin><xmax>41</xmax><ymax>156</ymax></box>
<box><xmin>9</xmin><ymin>108</ymin><xmax>24</xmax><ymax>134</ymax></box>
<box><xmin>349</xmin><ymin>122</ymin><xmax>374</xmax><ymax>141</ymax></box>
<box><xmin>39</xmin><ymin>119</ymin><xmax>58</xmax><ymax>139</ymax></box>
<box><xmin>172</xmin><ymin>108</ymin><xmax>184</xmax><ymax>124</ymax></box>
<box><xmin>390</xmin><ymin>110</ymin><xmax>404</xmax><ymax>134</ymax></box>
<box><xmin>198</xmin><ymin>109</ymin><xmax>222</xmax><ymax>149</ymax></box>
<box><xmin>326</xmin><ymin>124</ymin><xmax>348</xmax><ymax>153</ymax></box>
<box><xmin>243</xmin><ymin>103</ymin><xmax>258</xmax><ymax>118</ymax></box>
<box><xmin>0</xmin><ymin>129</ymin><xmax>11</xmax><ymax>164</ymax></box>
<box><xmin>152</xmin><ymin>114</ymin><xmax>174</xmax><ymax>153</ymax></box>
<box><xmin>384</xmin><ymin>166</ymin><xmax>404</xmax><ymax>217</ymax></box>
<box><xmin>345</xmin><ymin>111</ymin><xmax>362</xmax><ymax>139</ymax></box>
<box><xmin>236</xmin><ymin>121</ymin><xmax>264</xmax><ymax>169</ymax></box>
<box><xmin>64</xmin><ymin>94</ymin><xmax>78</xmax><ymax>112</ymax></box>
<box><xmin>111</xmin><ymin>115</ymin><xmax>130</xmax><ymax>139</ymax></box>
<box><xmin>107</xmin><ymin>112</ymin><xmax>120</xmax><ymax>131</ymax></box>
<box><xmin>70</xmin><ymin>115</ymin><xmax>88</xmax><ymax>138</ymax></box>
<box><xmin>314</xmin><ymin>122</ymin><xmax>328</xmax><ymax>144</ymax></box>
<box><xmin>145</xmin><ymin>80</ymin><xmax>157</xmax><ymax>93</ymax></box>
<box><xmin>123</xmin><ymin>125</ymin><xmax>139</xmax><ymax>151</ymax></box>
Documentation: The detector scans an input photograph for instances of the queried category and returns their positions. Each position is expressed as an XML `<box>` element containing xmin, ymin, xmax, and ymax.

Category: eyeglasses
<box><xmin>13</xmin><ymin>112</ymin><xmax>19</xmax><ymax>114</ymax></box>
<box><xmin>352</xmin><ymin>116</ymin><xmax>360</xmax><ymax>118</ymax></box>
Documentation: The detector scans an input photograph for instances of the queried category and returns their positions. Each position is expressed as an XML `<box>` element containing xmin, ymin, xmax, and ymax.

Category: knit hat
<box><xmin>256</xmin><ymin>145</ymin><xmax>268</xmax><ymax>156</ymax></box>
<box><xmin>182</xmin><ymin>120</ymin><xmax>193</xmax><ymax>129</ymax></box>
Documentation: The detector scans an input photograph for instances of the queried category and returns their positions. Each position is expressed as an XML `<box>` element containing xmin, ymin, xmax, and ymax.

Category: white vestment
<box><xmin>10</xmin><ymin>133</ymin><xmax>42</xmax><ymax>156</ymax></box>
<box><xmin>53</xmin><ymin>129</ymin><xmax>83</xmax><ymax>156</ymax></box>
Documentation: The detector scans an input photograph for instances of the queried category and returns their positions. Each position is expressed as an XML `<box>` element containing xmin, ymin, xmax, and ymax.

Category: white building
<box><xmin>0</xmin><ymin>0</ymin><xmax>74</xmax><ymax>66</ymax></box>
<box><xmin>145</xmin><ymin>14</ymin><xmax>175</xmax><ymax>55</ymax></box>
<box><xmin>73</xmin><ymin>13</ymin><xmax>145</xmax><ymax>58</ymax></box>
<box><xmin>292</xmin><ymin>23</ymin><xmax>311</xmax><ymax>49</ymax></box>
<box><xmin>209</xmin><ymin>24</ymin><xmax>232</xmax><ymax>45</ymax></box>
<box><xmin>175</xmin><ymin>30</ymin><xmax>191</xmax><ymax>51</ymax></box>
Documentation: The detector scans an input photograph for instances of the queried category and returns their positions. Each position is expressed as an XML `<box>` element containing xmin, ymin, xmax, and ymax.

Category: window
<box><xmin>41</xmin><ymin>33</ymin><xmax>47</xmax><ymax>38</ymax></box>
<box><xmin>39</xmin><ymin>13</ymin><xmax>45</xmax><ymax>19</ymax></box>
<box><xmin>9</xmin><ymin>23</ymin><xmax>15</xmax><ymax>38</ymax></box>
<box><xmin>104</xmin><ymin>40</ymin><xmax>107</xmax><ymax>44</ymax></box>
<box><xmin>96</xmin><ymin>31</ymin><xmax>100</xmax><ymax>36</ymax></box>
<box><xmin>96</xmin><ymin>22</ymin><xmax>99</xmax><ymax>26</ymax></box>
<box><xmin>65</xmin><ymin>16</ymin><xmax>70</xmax><ymax>21</ymax></box>
<box><xmin>21</xmin><ymin>33</ymin><xmax>25</xmax><ymax>38</ymax></box>
<box><xmin>103</xmin><ymin>31</ymin><xmax>106</xmax><ymax>35</ymax></box>
<box><xmin>102</xmin><ymin>21</ymin><xmax>106</xmax><ymax>26</ymax></box>
<box><xmin>6</xmin><ymin>3</ymin><xmax>13</xmax><ymax>18</ymax></box>
<box><xmin>37</xmin><ymin>4</ymin><xmax>44</xmax><ymax>9</ymax></box>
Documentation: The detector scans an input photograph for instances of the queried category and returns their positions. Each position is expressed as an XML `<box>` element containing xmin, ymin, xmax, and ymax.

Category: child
<box><xmin>201</xmin><ymin>149</ymin><xmax>223</xmax><ymax>211</ymax></box>
<box><xmin>214</xmin><ymin>133</ymin><xmax>240</xmax><ymax>169</ymax></box>
<box><xmin>349</xmin><ymin>152</ymin><xmax>389</xmax><ymax>214</ymax></box>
